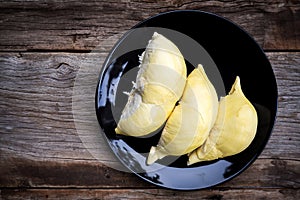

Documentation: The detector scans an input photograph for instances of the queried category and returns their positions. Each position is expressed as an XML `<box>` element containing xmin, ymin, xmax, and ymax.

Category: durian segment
<box><xmin>188</xmin><ymin>76</ymin><xmax>258</xmax><ymax>165</ymax></box>
<box><xmin>147</xmin><ymin>65</ymin><xmax>218</xmax><ymax>165</ymax></box>
<box><xmin>115</xmin><ymin>32</ymin><xmax>187</xmax><ymax>137</ymax></box>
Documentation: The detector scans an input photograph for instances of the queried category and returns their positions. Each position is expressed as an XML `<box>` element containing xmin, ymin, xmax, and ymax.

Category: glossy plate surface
<box><xmin>95</xmin><ymin>10</ymin><xmax>278</xmax><ymax>190</ymax></box>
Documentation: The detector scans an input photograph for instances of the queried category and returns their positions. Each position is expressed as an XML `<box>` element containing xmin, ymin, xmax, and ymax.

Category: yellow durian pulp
<box><xmin>188</xmin><ymin>76</ymin><xmax>258</xmax><ymax>165</ymax></box>
<box><xmin>115</xmin><ymin>32</ymin><xmax>187</xmax><ymax>137</ymax></box>
<box><xmin>147</xmin><ymin>65</ymin><xmax>218</xmax><ymax>165</ymax></box>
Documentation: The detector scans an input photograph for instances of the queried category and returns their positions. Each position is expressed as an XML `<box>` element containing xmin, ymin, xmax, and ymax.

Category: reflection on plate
<box><xmin>95</xmin><ymin>10</ymin><xmax>277</xmax><ymax>190</ymax></box>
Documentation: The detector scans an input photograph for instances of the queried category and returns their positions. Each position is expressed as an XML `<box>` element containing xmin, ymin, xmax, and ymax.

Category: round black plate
<box><xmin>95</xmin><ymin>10</ymin><xmax>278</xmax><ymax>190</ymax></box>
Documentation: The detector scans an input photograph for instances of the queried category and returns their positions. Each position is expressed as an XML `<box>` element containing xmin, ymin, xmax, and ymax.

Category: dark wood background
<box><xmin>0</xmin><ymin>0</ymin><xmax>299</xmax><ymax>199</ymax></box>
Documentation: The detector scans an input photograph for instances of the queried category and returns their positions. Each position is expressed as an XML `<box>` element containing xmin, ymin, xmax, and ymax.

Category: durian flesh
<box><xmin>188</xmin><ymin>76</ymin><xmax>258</xmax><ymax>165</ymax></box>
<box><xmin>115</xmin><ymin>32</ymin><xmax>187</xmax><ymax>137</ymax></box>
<box><xmin>147</xmin><ymin>65</ymin><xmax>218</xmax><ymax>165</ymax></box>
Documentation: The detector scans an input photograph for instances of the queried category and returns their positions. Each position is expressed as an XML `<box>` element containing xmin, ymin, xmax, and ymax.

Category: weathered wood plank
<box><xmin>0</xmin><ymin>188</ymin><xmax>299</xmax><ymax>200</ymax></box>
<box><xmin>260</xmin><ymin>53</ymin><xmax>300</xmax><ymax>159</ymax></box>
<box><xmin>0</xmin><ymin>155</ymin><xmax>299</xmax><ymax>189</ymax></box>
<box><xmin>0</xmin><ymin>52</ymin><xmax>299</xmax><ymax>189</ymax></box>
<box><xmin>0</xmin><ymin>52</ymin><xmax>299</xmax><ymax>161</ymax></box>
<box><xmin>0</xmin><ymin>0</ymin><xmax>299</xmax><ymax>51</ymax></box>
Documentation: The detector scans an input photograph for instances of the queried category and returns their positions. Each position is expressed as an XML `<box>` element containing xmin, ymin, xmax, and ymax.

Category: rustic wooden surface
<box><xmin>0</xmin><ymin>0</ymin><xmax>299</xmax><ymax>199</ymax></box>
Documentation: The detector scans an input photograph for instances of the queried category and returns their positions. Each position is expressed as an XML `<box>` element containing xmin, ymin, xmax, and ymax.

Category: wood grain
<box><xmin>0</xmin><ymin>155</ymin><xmax>299</xmax><ymax>189</ymax></box>
<box><xmin>0</xmin><ymin>0</ymin><xmax>299</xmax><ymax>198</ymax></box>
<box><xmin>0</xmin><ymin>0</ymin><xmax>299</xmax><ymax>51</ymax></box>
<box><xmin>0</xmin><ymin>188</ymin><xmax>299</xmax><ymax>200</ymax></box>
<box><xmin>261</xmin><ymin>53</ymin><xmax>300</xmax><ymax>159</ymax></box>
<box><xmin>0</xmin><ymin>52</ymin><xmax>299</xmax><ymax>191</ymax></box>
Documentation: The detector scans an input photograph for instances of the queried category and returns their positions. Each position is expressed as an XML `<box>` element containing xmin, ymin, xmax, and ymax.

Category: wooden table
<box><xmin>0</xmin><ymin>1</ymin><xmax>299</xmax><ymax>199</ymax></box>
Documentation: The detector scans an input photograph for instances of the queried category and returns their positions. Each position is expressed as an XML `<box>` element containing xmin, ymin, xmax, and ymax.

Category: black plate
<box><xmin>95</xmin><ymin>10</ymin><xmax>278</xmax><ymax>190</ymax></box>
